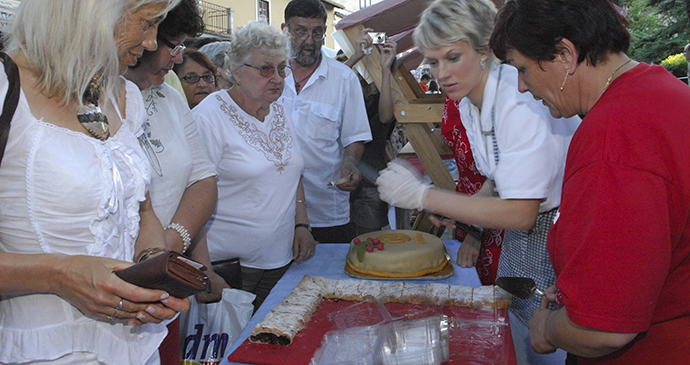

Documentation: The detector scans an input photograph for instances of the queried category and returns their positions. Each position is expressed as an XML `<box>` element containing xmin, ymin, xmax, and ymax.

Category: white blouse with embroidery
<box><xmin>194</xmin><ymin>91</ymin><xmax>305</xmax><ymax>269</ymax></box>
<box><xmin>0</xmin><ymin>70</ymin><xmax>166</xmax><ymax>365</ymax></box>
<box><xmin>140</xmin><ymin>83</ymin><xmax>217</xmax><ymax>227</ymax></box>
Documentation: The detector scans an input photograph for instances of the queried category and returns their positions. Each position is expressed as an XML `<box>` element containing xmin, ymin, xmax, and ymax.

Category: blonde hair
<box><xmin>223</xmin><ymin>21</ymin><xmax>289</xmax><ymax>85</ymax></box>
<box><xmin>5</xmin><ymin>0</ymin><xmax>180</xmax><ymax>107</ymax></box>
<box><xmin>413</xmin><ymin>0</ymin><xmax>497</xmax><ymax>59</ymax></box>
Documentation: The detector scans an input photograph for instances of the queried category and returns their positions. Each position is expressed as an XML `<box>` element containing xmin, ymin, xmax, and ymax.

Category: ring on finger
<box><xmin>107</xmin><ymin>315</ymin><xmax>115</xmax><ymax>321</ymax></box>
<box><xmin>116</xmin><ymin>298</ymin><xmax>124</xmax><ymax>311</ymax></box>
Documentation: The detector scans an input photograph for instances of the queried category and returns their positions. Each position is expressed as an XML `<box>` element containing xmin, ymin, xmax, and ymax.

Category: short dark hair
<box><xmin>420</xmin><ymin>74</ymin><xmax>431</xmax><ymax>81</ymax></box>
<box><xmin>158</xmin><ymin>0</ymin><xmax>205</xmax><ymax>41</ymax></box>
<box><xmin>284</xmin><ymin>0</ymin><xmax>327</xmax><ymax>25</ymax></box>
<box><xmin>129</xmin><ymin>0</ymin><xmax>205</xmax><ymax>70</ymax></box>
<box><xmin>173</xmin><ymin>49</ymin><xmax>217</xmax><ymax>76</ymax></box>
<box><xmin>490</xmin><ymin>0</ymin><xmax>630</xmax><ymax>67</ymax></box>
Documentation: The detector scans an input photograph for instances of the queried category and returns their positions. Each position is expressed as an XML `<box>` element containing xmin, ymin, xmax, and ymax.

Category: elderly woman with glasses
<box><xmin>173</xmin><ymin>49</ymin><xmax>219</xmax><ymax>108</ymax></box>
<box><xmin>193</xmin><ymin>21</ymin><xmax>316</xmax><ymax>311</ymax></box>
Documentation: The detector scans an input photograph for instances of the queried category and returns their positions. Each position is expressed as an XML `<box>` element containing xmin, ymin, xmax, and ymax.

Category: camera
<box><xmin>368</xmin><ymin>32</ymin><xmax>386</xmax><ymax>44</ymax></box>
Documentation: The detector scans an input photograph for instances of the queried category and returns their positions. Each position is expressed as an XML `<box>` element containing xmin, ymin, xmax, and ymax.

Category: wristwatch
<box><xmin>295</xmin><ymin>223</ymin><xmax>312</xmax><ymax>233</ymax></box>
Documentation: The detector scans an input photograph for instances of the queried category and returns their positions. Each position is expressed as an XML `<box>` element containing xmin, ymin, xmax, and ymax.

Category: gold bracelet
<box><xmin>135</xmin><ymin>247</ymin><xmax>167</xmax><ymax>263</ymax></box>
<box><xmin>296</xmin><ymin>199</ymin><xmax>307</xmax><ymax>208</ymax></box>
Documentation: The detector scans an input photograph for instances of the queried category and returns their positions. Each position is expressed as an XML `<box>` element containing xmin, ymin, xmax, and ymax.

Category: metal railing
<box><xmin>200</xmin><ymin>0</ymin><xmax>233</xmax><ymax>36</ymax></box>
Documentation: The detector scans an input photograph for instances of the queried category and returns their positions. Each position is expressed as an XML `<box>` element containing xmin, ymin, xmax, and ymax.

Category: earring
<box><xmin>480</xmin><ymin>58</ymin><xmax>486</xmax><ymax>69</ymax></box>
<box><xmin>560</xmin><ymin>66</ymin><xmax>570</xmax><ymax>92</ymax></box>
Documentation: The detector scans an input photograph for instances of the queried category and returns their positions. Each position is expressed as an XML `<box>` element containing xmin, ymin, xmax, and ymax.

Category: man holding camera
<box><xmin>280</xmin><ymin>0</ymin><xmax>371</xmax><ymax>243</ymax></box>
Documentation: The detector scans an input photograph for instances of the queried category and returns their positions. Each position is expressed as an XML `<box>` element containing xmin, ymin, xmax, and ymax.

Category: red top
<box><xmin>549</xmin><ymin>63</ymin><xmax>690</xmax><ymax>364</ymax></box>
<box><xmin>441</xmin><ymin>96</ymin><xmax>503</xmax><ymax>285</ymax></box>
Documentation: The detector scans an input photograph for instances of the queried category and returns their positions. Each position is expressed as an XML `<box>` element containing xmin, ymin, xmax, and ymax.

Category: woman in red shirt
<box><xmin>490</xmin><ymin>0</ymin><xmax>690</xmax><ymax>363</ymax></box>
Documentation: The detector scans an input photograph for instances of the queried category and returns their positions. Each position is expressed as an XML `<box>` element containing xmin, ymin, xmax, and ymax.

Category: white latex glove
<box><xmin>376</xmin><ymin>162</ymin><xmax>430</xmax><ymax>211</ymax></box>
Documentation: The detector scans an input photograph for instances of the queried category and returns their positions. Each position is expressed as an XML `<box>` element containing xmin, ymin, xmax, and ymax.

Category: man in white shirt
<box><xmin>280</xmin><ymin>0</ymin><xmax>372</xmax><ymax>243</ymax></box>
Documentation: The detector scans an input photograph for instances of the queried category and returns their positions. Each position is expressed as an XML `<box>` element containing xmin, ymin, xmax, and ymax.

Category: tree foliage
<box><xmin>624</xmin><ymin>0</ymin><xmax>690</xmax><ymax>64</ymax></box>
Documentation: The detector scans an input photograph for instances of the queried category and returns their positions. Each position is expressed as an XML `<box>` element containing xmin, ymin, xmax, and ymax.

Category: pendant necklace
<box><xmin>294</xmin><ymin>56</ymin><xmax>321</xmax><ymax>92</ymax></box>
<box><xmin>77</xmin><ymin>74</ymin><xmax>110</xmax><ymax>141</ymax></box>
<box><xmin>602</xmin><ymin>58</ymin><xmax>632</xmax><ymax>93</ymax></box>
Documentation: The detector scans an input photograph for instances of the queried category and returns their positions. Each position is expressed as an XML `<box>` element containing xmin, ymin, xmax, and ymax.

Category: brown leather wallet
<box><xmin>115</xmin><ymin>251</ymin><xmax>210</xmax><ymax>298</ymax></box>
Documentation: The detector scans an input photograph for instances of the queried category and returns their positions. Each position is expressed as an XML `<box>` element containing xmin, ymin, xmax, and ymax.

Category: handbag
<box><xmin>0</xmin><ymin>52</ymin><xmax>20</xmax><ymax>167</ymax></box>
<box><xmin>115</xmin><ymin>250</ymin><xmax>210</xmax><ymax>298</ymax></box>
<box><xmin>211</xmin><ymin>257</ymin><xmax>243</xmax><ymax>289</ymax></box>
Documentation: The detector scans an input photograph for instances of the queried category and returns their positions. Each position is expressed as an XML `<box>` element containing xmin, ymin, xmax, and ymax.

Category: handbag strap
<box><xmin>0</xmin><ymin>51</ymin><xmax>20</xmax><ymax>167</ymax></box>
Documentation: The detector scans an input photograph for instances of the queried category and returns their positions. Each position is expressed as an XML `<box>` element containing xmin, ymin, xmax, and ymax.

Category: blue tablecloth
<box><xmin>222</xmin><ymin>240</ymin><xmax>480</xmax><ymax>365</ymax></box>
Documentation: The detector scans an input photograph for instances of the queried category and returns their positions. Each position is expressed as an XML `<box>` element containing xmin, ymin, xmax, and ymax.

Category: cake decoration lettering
<box><xmin>376</xmin><ymin>232</ymin><xmax>410</xmax><ymax>244</ymax></box>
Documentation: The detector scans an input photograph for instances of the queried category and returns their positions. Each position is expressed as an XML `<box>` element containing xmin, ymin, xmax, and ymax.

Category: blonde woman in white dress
<box><xmin>0</xmin><ymin>1</ymin><xmax>190</xmax><ymax>364</ymax></box>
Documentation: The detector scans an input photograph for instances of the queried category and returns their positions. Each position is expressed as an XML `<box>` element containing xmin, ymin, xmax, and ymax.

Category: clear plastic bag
<box><xmin>377</xmin><ymin>315</ymin><xmax>450</xmax><ymax>365</ymax></box>
<box><xmin>447</xmin><ymin>315</ymin><xmax>507</xmax><ymax>364</ymax></box>
<box><xmin>314</xmin><ymin>286</ymin><xmax>510</xmax><ymax>365</ymax></box>
<box><xmin>327</xmin><ymin>299</ymin><xmax>391</xmax><ymax>330</ymax></box>
<box><xmin>315</xmin><ymin>298</ymin><xmax>450</xmax><ymax>365</ymax></box>
<box><xmin>310</xmin><ymin>324</ymin><xmax>383</xmax><ymax>365</ymax></box>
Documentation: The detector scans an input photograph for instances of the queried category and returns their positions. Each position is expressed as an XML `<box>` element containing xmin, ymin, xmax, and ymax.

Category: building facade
<box><xmin>3</xmin><ymin>1</ymin><xmax>347</xmax><ymax>52</ymax></box>
<box><xmin>203</xmin><ymin>0</ymin><xmax>344</xmax><ymax>49</ymax></box>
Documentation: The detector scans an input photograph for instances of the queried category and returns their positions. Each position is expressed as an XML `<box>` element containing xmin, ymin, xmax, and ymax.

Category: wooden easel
<box><xmin>335</xmin><ymin>0</ymin><xmax>456</xmax><ymax>184</ymax></box>
<box><xmin>334</xmin><ymin>0</ymin><xmax>453</xmax><ymax>233</ymax></box>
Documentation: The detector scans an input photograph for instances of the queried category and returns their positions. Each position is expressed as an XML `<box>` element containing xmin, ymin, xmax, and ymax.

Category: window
<box><xmin>258</xmin><ymin>0</ymin><xmax>269</xmax><ymax>23</ymax></box>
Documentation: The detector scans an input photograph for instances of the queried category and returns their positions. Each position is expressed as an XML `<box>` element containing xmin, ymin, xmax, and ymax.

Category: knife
<box><xmin>357</xmin><ymin>161</ymin><xmax>488</xmax><ymax>241</ymax></box>
<box><xmin>495</xmin><ymin>277</ymin><xmax>544</xmax><ymax>299</ymax></box>
<box><xmin>426</xmin><ymin>212</ymin><xmax>488</xmax><ymax>241</ymax></box>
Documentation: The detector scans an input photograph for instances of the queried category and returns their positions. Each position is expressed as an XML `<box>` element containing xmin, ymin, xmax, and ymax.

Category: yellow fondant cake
<box><xmin>346</xmin><ymin>229</ymin><xmax>448</xmax><ymax>277</ymax></box>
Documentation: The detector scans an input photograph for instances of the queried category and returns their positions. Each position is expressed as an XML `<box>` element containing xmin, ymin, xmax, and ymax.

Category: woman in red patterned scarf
<box><xmin>441</xmin><ymin>96</ymin><xmax>503</xmax><ymax>286</ymax></box>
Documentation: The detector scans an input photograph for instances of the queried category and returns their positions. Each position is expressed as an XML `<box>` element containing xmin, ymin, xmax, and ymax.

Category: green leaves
<box><xmin>351</xmin><ymin>243</ymin><xmax>368</xmax><ymax>262</ymax></box>
<box><xmin>624</xmin><ymin>0</ymin><xmax>690</xmax><ymax>65</ymax></box>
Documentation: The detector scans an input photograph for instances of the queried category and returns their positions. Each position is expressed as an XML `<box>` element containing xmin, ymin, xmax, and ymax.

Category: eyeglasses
<box><xmin>243</xmin><ymin>63</ymin><xmax>292</xmax><ymax>78</ymax></box>
<box><xmin>158</xmin><ymin>37</ymin><xmax>186</xmax><ymax>57</ymax></box>
<box><xmin>181</xmin><ymin>74</ymin><xmax>216</xmax><ymax>84</ymax></box>
<box><xmin>290</xmin><ymin>27</ymin><xmax>326</xmax><ymax>41</ymax></box>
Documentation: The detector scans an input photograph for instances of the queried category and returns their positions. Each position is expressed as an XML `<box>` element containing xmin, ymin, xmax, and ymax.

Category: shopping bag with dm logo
<box><xmin>180</xmin><ymin>288</ymin><xmax>255</xmax><ymax>364</ymax></box>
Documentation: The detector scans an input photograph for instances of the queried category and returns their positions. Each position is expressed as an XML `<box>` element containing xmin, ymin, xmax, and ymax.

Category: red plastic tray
<box><xmin>227</xmin><ymin>299</ymin><xmax>516</xmax><ymax>365</ymax></box>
